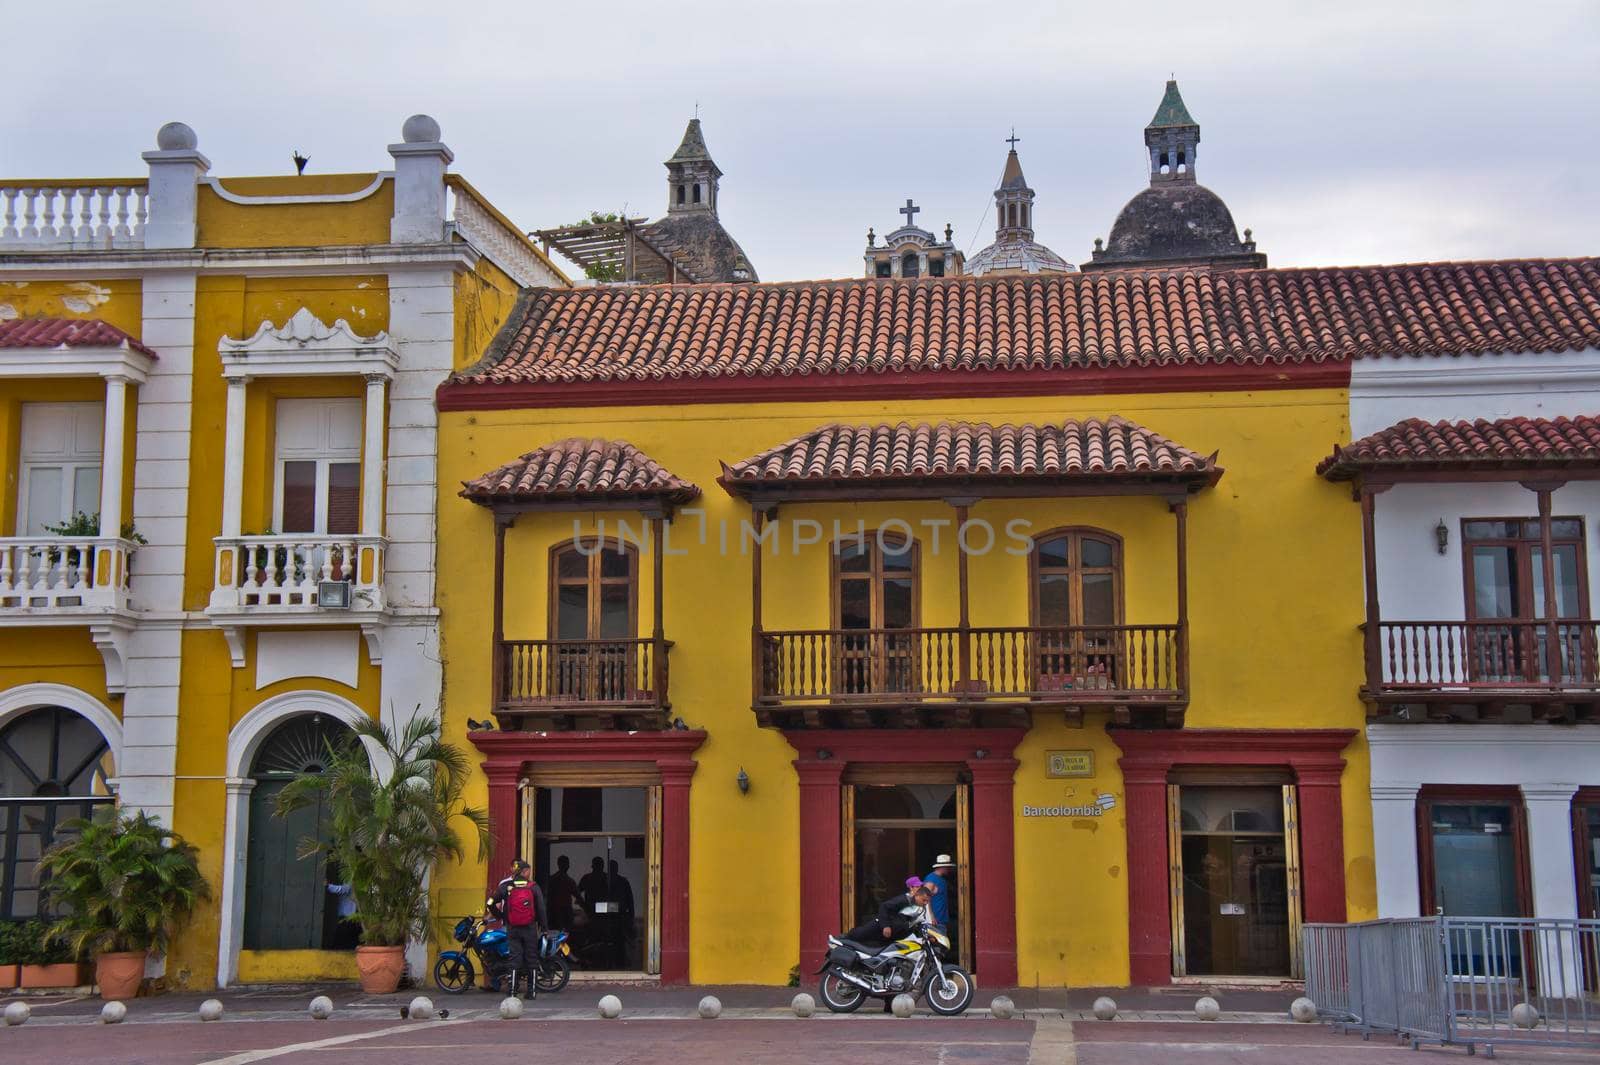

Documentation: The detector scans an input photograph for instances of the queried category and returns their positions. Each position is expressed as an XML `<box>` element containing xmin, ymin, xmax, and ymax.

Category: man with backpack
<box><xmin>489</xmin><ymin>859</ymin><xmax>546</xmax><ymax>998</ymax></box>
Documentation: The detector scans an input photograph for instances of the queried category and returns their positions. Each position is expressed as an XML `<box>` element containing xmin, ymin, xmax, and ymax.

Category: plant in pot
<box><xmin>15</xmin><ymin>917</ymin><xmax>84</xmax><ymax>988</ymax></box>
<box><xmin>38</xmin><ymin>809</ymin><xmax>210</xmax><ymax>1000</ymax></box>
<box><xmin>0</xmin><ymin>921</ymin><xmax>22</xmax><ymax>989</ymax></box>
<box><xmin>275</xmin><ymin>712</ymin><xmax>487</xmax><ymax>995</ymax></box>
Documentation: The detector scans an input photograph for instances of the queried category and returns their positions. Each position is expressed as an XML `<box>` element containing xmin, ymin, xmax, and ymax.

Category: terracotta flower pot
<box><xmin>20</xmin><ymin>962</ymin><xmax>87</xmax><ymax>988</ymax></box>
<box><xmin>0</xmin><ymin>964</ymin><xmax>19</xmax><ymax>989</ymax></box>
<box><xmin>95</xmin><ymin>950</ymin><xmax>148</xmax><ymax>1001</ymax></box>
<box><xmin>355</xmin><ymin>945</ymin><xmax>405</xmax><ymax>994</ymax></box>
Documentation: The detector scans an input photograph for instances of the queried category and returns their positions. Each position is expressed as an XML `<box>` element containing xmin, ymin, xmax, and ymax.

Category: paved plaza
<box><xmin>3</xmin><ymin>985</ymin><xmax>1595</xmax><ymax>1064</ymax></box>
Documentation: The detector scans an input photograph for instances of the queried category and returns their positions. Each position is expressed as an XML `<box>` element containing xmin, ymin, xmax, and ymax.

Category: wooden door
<box><xmin>833</xmin><ymin>533</ymin><xmax>919</xmax><ymax>695</ymax></box>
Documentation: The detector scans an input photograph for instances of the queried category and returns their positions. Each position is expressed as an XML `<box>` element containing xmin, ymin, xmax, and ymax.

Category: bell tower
<box><xmin>1145</xmin><ymin>79</ymin><xmax>1200</xmax><ymax>184</ymax></box>
<box><xmin>993</xmin><ymin>131</ymin><xmax>1037</xmax><ymax>242</ymax></box>
<box><xmin>665</xmin><ymin>118</ymin><xmax>722</xmax><ymax>216</ymax></box>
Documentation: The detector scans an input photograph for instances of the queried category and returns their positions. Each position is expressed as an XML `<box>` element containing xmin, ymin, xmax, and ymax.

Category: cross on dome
<box><xmin>1006</xmin><ymin>129</ymin><xmax>1021</xmax><ymax>150</ymax></box>
<box><xmin>899</xmin><ymin>199</ymin><xmax>920</xmax><ymax>226</ymax></box>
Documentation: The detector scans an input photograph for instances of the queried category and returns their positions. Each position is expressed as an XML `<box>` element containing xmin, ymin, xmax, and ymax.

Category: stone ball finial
<box><xmin>156</xmin><ymin>122</ymin><xmax>198</xmax><ymax>151</ymax></box>
<box><xmin>402</xmin><ymin>114</ymin><xmax>442</xmax><ymax>144</ymax></box>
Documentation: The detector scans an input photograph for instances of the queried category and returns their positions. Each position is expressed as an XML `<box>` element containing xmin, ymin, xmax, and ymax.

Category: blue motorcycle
<box><xmin>434</xmin><ymin>916</ymin><xmax>571</xmax><ymax>994</ymax></box>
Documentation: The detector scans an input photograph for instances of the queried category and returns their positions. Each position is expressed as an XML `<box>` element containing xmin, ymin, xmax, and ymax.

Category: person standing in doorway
<box><xmin>545</xmin><ymin>854</ymin><xmax>578</xmax><ymax>930</ymax></box>
<box><xmin>924</xmin><ymin>854</ymin><xmax>955</xmax><ymax>950</ymax></box>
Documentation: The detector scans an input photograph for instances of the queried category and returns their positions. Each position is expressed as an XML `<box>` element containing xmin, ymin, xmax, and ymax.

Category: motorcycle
<box><xmin>433</xmin><ymin>915</ymin><xmax>572</xmax><ymax>995</ymax></box>
<box><xmin>817</xmin><ymin>918</ymin><xmax>975</xmax><ymax>1016</ymax></box>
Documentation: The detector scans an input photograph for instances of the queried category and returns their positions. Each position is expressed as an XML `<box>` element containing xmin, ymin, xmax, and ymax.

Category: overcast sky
<box><xmin>5</xmin><ymin>1</ymin><xmax>1597</xmax><ymax>282</ymax></box>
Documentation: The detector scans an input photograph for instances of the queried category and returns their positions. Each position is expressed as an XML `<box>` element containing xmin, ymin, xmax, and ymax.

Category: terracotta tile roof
<box><xmin>1318</xmin><ymin>416</ymin><xmax>1600</xmax><ymax>480</ymax></box>
<box><xmin>720</xmin><ymin>417</ymin><xmax>1222</xmax><ymax>497</ymax></box>
<box><xmin>453</xmin><ymin>258</ymin><xmax>1600</xmax><ymax>388</ymax></box>
<box><xmin>461</xmin><ymin>438</ymin><xmax>700</xmax><ymax>507</ymax></box>
<box><xmin>0</xmin><ymin>317</ymin><xmax>156</xmax><ymax>358</ymax></box>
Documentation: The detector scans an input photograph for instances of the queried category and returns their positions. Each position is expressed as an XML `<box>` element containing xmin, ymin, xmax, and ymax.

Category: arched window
<box><xmin>550</xmin><ymin>540</ymin><xmax>639</xmax><ymax>700</ymax></box>
<box><xmin>692</xmin><ymin>183</ymin><xmax>701</xmax><ymax>203</ymax></box>
<box><xmin>1021</xmin><ymin>205</ymin><xmax>1029</xmax><ymax>229</ymax></box>
<box><xmin>1007</xmin><ymin>203</ymin><xmax>1017</xmax><ymax>228</ymax></box>
<box><xmin>243</xmin><ymin>714</ymin><xmax>360</xmax><ymax>951</ymax></box>
<box><xmin>676</xmin><ymin>184</ymin><xmax>686</xmax><ymax>205</ymax></box>
<box><xmin>833</xmin><ymin>532</ymin><xmax>919</xmax><ymax>693</ymax></box>
<box><xmin>900</xmin><ymin>252</ymin><xmax>920</xmax><ymax>278</ymax></box>
<box><xmin>0</xmin><ymin>707</ymin><xmax>112</xmax><ymax>919</ymax></box>
<box><xmin>1031</xmin><ymin>529</ymin><xmax>1124</xmax><ymax>689</ymax></box>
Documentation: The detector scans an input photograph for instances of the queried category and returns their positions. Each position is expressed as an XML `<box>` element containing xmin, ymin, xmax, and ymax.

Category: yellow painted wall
<box><xmin>197</xmin><ymin>176</ymin><xmax>393</xmax><ymax>248</ymax></box>
<box><xmin>454</xmin><ymin>257</ymin><xmax>522</xmax><ymax>372</ymax></box>
<box><xmin>434</xmin><ymin>387</ymin><xmax>1372</xmax><ymax>987</ymax></box>
<box><xmin>0</xmin><ymin>278</ymin><xmax>142</xmax><ymax>331</ymax></box>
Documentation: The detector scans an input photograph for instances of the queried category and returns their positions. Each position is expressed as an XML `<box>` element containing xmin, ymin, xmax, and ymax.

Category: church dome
<box><xmin>968</xmin><ymin>237</ymin><xmax>1075</xmax><ymax>276</ymax></box>
<box><xmin>1102</xmin><ymin>182</ymin><xmax>1245</xmax><ymax>263</ymax></box>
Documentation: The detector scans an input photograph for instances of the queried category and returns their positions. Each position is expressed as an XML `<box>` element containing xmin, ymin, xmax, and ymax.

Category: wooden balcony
<box><xmin>493</xmin><ymin>637</ymin><xmax>671</xmax><ymax>730</ymax></box>
<box><xmin>1365</xmin><ymin>619</ymin><xmax>1600</xmax><ymax>722</ymax></box>
<box><xmin>755</xmin><ymin>623</ymin><xmax>1186</xmax><ymax>729</ymax></box>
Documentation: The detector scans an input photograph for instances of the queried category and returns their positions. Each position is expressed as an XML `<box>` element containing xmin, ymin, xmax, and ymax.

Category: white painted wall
<box><xmin>1350</xmin><ymin>349</ymin><xmax>1600</xmax><ymax>436</ymax></box>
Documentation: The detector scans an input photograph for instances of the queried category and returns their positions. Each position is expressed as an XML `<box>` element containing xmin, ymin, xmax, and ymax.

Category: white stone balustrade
<box><xmin>0</xmin><ymin>183</ymin><xmax>148</xmax><ymax>249</ymax></box>
<box><xmin>0</xmin><ymin>537</ymin><xmax>136</xmax><ymax>611</ymax></box>
<box><xmin>446</xmin><ymin>175</ymin><xmax>557</xmax><ymax>287</ymax></box>
<box><xmin>210</xmin><ymin>535</ymin><xmax>387</xmax><ymax>612</ymax></box>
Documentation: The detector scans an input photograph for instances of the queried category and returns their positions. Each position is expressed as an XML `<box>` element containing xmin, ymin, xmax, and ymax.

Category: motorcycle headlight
<box><xmin>929</xmin><ymin>928</ymin><xmax>950</xmax><ymax>949</ymax></box>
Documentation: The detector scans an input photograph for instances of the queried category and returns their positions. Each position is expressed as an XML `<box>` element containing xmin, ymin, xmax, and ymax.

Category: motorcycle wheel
<box><xmin>535</xmin><ymin>954</ymin><xmax>571</xmax><ymax>993</ymax></box>
<box><xmin>923</xmin><ymin>964</ymin><xmax>975</xmax><ymax>1016</ymax></box>
<box><xmin>432</xmin><ymin>954</ymin><xmax>475</xmax><ymax>994</ymax></box>
<box><xmin>819</xmin><ymin>969</ymin><xmax>868</xmax><ymax>1013</ymax></box>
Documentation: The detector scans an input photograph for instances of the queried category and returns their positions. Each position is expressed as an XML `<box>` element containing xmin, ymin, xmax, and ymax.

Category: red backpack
<box><xmin>506</xmin><ymin>881</ymin><xmax>537</xmax><ymax>927</ymax></box>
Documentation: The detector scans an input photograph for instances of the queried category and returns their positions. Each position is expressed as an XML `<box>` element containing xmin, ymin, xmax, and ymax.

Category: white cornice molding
<box><xmin>1351</xmin><ymin>350</ymin><xmax>1600</xmax><ymax>396</ymax></box>
<box><xmin>219</xmin><ymin>307</ymin><xmax>398</xmax><ymax>380</ymax></box>
<box><xmin>0</xmin><ymin>242</ymin><xmax>481</xmax><ymax>280</ymax></box>
<box><xmin>203</xmin><ymin>173</ymin><xmax>391</xmax><ymax>206</ymax></box>
<box><xmin>0</xmin><ymin>345</ymin><xmax>156</xmax><ymax>383</ymax></box>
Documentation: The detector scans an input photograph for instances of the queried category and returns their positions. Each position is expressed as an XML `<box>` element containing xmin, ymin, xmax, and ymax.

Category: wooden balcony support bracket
<box><xmin>1521</xmin><ymin>480</ymin><xmax>1567</xmax><ymax>696</ymax></box>
<box><xmin>492</xmin><ymin>512</ymin><xmax>512</xmax><ymax>712</ymax></box>
<box><xmin>1170</xmin><ymin>497</ymin><xmax>1190</xmax><ymax>698</ymax></box>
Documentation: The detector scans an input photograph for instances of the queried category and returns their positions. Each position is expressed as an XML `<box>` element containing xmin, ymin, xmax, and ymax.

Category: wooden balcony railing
<box><xmin>495</xmin><ymin>637</ymin><xmax>671</xmax><ymax>725</ymax></box>
<box><xmin>756</xmin><ymin>624</ymin><xmax>1184</xmax><ymax>727</ymax></box>
<box><xmin>1372</xmin><ymin>619</ymin><xmax>1600</xmax><ymax>693</ymax></box>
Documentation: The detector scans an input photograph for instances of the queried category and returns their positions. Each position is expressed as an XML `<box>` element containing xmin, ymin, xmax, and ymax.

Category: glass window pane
<box><xmin>1037</xmin><ymin>574</ymin><xmax>1071</xmax><ymax>627</ymax></box>
<box><xmin>600</xmin><ymin>548</ymin><xmax>630</xmax><ymax>579</ymax></box>
<box><xmin>280</xmin><ymin>461</ymin><xmax>317</xmax><ymax>533</ymax></box>
<box><xmin>598</xmin><ymin>583</ymin><xmax>630</xmax><ymax>638</ymax></box>
<box><xmin>881</xmin><ymin>540</ymin><xmax>914</xmax><ymax>573</ymax></box>
<box><xmin>1036</xmin><ymin>536</ymin><xmax>1069</xmax><ymax>569</ymax></box>
<box><xmin>71</xmin><ymin>465</ymin><xmax>101</xmax><ymax>521</ymax></box>
<box><xmin>556</xmin><ymin>584</ymin><xmax>589</xmax><ymax>639</ymax></box>
<box><xmin>1464</xmin><ymin>521</ymin><xmax>1516</xmax><ymax>541</ymax></box>
<box><xmin>1081</xmin><ymin>537</ymin><xmax>1115</xmax><ymax>568</ymax></box>
<box><xmin>1081</xmin><ymin>573</ymin><xmax>1116</xmax><ymax>626</ymax></box>
<box><xmin>839</xmin><ymin>579</ymin><xmax>870</xmax><ymax>629</ymax></box>
<box><xmin>1471</xmin><ymin>547</ymin><xmax>1517</xmax><ymax>618</ymax></box>
<box><xmin>325</xmin><ymin>463</ymin><xmax>360</xmax><ymax>535</ymax></box>
<box><xmin>1179</xmin><ymin>786</ymin><xmax>1285</xmax><ymax>834</ymax></box>
<box><xmin>1553</xmin><ymin>519</ymin><xmax>1583</xmax><ymax>539</ymax></box>
<box><xmin>882</xmin><ymin>578</ymin><xmax>913</xmax><ymax>628</ymax></box>
<box><xmin>1429</xmin><ymin>802</ymin><xmax>1521</xmax><ymax>917</ymax></box>
<box><xmin>557</xmin><ymin>548</ymin><xmax>587</xmax><ymax>579</ymax></box>
<box><xmin>24</xmin><ymin>467</ymin><xmax>64</xmax><ymax>534</ymax></box>
<box><xmin>838</xmin><ymin>541</ymin><xmax>870</xmax><ymax>572</ymax></box>
<box><xmin>1530</xmin><ymin>546</ymin><xmax>1582</xmax><ymax>617</ymax></box>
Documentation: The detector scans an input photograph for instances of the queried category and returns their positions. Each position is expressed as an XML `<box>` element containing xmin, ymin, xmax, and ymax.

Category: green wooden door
<box><xmin>243</xmin><ymin>778</ymin><xmax>331</xmax><ymax>949</ymax></box>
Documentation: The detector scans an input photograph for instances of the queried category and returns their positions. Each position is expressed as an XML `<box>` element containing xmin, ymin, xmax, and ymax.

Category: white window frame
<box><xmin>17</xmin><ymin>401</ymin><xmax>103</xmax><ymax>536</ymax></box>
<box><xmin>271</xmin><ymin>398</ymin><xmax>361</xmax><ymax>536</ymax></box>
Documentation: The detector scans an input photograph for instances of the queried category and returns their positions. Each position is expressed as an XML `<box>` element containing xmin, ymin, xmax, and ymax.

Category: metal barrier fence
<box><xmin>1303</xmin><ymin>916</ymin><xmax>1600</xmax><ymax>1057</ymax></box>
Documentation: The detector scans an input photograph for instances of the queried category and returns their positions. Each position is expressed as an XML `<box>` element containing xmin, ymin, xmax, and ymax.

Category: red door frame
<box><xmin>786</xmin><ymin>728</ymin><xmax>1025</xmax><ymax>985</ymax></box>
<box><xmin>469</xmin><ymin>729</ymin><xmax>706</xmax><ymax>984</ymax></box>
<box><xmin>1111</xmin><ymin>728</ymin><xmax>1357</xmax><ymax>986</ymax></box>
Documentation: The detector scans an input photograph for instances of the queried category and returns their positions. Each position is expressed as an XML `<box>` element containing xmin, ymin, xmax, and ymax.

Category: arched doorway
<box><xmin>242</xmin><ymin>714</ymin><xmax>359</xmax><ymax>951</ymax></box>
<box><xmin>0</xmin><ymin>706</ymin><xmax>113</xmax><ymax>919</ymax></box>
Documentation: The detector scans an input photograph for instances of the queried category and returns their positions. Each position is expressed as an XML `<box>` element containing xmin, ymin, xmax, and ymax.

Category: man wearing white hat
<box><xmin>924</xmin><ymin>854</ymin><xmax>955</xmax><ymax>935</ymax></box>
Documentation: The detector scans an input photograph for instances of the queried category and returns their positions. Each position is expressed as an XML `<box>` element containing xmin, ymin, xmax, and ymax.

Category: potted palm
<box><xmin>276</xmin><ymin>713</ymin><xmax>487</xmax><ymax>994</ymax></box>
<box><xmin>14</xmin><ymin>918</ymin><xmax>83</xmax><ymax>988</ymax></box>
<box><xmin>37</xmin><ymin>809</ymin><xmax>209</xmax><ymax>1000</ymax></box>
<box><xmin>0</xmin><ymin>922</ymin><xmax>22</xmax><ymax>989</ymax></box>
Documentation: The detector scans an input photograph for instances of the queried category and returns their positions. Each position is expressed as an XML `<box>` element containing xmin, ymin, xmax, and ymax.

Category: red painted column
<box><xmin>1293</xmin><ymin>761</ymin><xmax>1349</xmax><ymax>924</ymax></box>
<box><xmin>1120</xmin><ymin>759</ymin><xmax>1174</xmax><ymax>985</ymax></box>
<box><xmin>968</xmin><ymin>757</ymin><xmax>1019</xmax><ymax>986</ymax></box>
<box><xmin>794</xmin><ymin>756</ymin><xmax>845</xmax><ymax>976</ymax></box>
<box><xmin>657</xmin><ymin>757</ymin><xmax>697</xmax><ymax>984</ymax></box>
<box><xmin>482</xmin><ymin>761</ymin><xmax>522</xmax><ymax>894</ymax></box>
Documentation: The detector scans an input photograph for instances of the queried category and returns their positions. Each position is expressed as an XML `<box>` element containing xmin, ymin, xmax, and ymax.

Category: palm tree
<box><xmin>275</xmin><ymin>712</ymin><xmax>488</xmax><ymax>947</ymax></box>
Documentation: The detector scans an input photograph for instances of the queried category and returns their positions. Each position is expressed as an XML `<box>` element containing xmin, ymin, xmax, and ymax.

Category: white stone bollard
<box><xmin>697</xmin><ymin>995</ymin><xmax>722</xmax><ymax>1019</ymax></box>
<box><xmin>1194</xmin><ymin>996</ymin><xmax>1221</xmax><ymax>1021</ymax></box>
<box><xmin>790</xmin><ymin>992</ymin><xmax>816</xmax><ymax>1018</ymax></box>
<box><xmin>199</xmin><ymin>998</ymin><xmax>224</xmax><ymax>1022</ymax></box>
<box><xmin>499</xmin><ymin>996</ymin><xmax>523</xmax><ymax>1020</ymax></box>
<box><xmin>598</xmin><ymin>994</ymin><xmax>622</xmax><ymax>1019</ymax></box>
<box><xmin>989</xmin><ymin>995</ymin><xmax>1015</xmax><ymax>1020</ymax></box>
<box><xmin>309</xmin><ymin>995</ymin><xmax>334</xmax><ymax>1020</ymax></box>
<box><xmin>407</xmin><ymin>996</ymin><xmax>433</xmax><ymax>1021</ymax></box>
<box><xmin>1511</xmin><ymin>1002</ymin><xmax>1540</xmax><ymax>1029</ymax></box>
<box><xmin>1289</xmin><ymin>997</ymin><xmax>1317</xmax><ymax>1023</ymax></box>
<box><xmin>891</xmin><ymin>993</ymin><xmax>916</xmax><ymax>1018</ymax></box>
<box><xmin>4</xmin><ymin>1001</ymin><xmax>29</xmax><ymax>1026</ymax></box>
<box><xmin>1093</xmin><ymin>996</ymin><xmax>1118</xmax><ymax>1021</ymax></box>
<box><xmin>100</xmin><ymin>1001</ymin><xmax>127</xmax><ymax>1025</ymax></box>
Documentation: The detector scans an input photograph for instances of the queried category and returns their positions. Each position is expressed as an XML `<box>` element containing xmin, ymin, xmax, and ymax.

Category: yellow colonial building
<box><xmin>0</xmin><ymin>115</ymin><xmax>565</xmax><ymax>989</ymax></box>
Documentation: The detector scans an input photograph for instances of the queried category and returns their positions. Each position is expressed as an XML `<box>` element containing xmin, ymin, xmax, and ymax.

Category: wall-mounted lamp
<box><xmin>973</xmin><ymin>748</ymin><xmax>990</xmax><ymax>760</ymax></box>
<box><xmin>736</xmin><ymin>767</ymin><xmax>750</xmax><ymax>794</ymax></box>
<box><xmin>1434</xmin><ymin>519</ymin><xmax>1449</xmax><ymax>556</ymax></box>
<box><xmin>815</xmin><ymin>749</ymin><xmax>832</xmax><ymax>761</ymax></box>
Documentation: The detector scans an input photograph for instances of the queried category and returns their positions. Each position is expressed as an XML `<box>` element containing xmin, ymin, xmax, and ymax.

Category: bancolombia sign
<box><xmin>1022</xmin><ymin>793</ymin><xmax>1118</xmax><ymax>818</ymax></box>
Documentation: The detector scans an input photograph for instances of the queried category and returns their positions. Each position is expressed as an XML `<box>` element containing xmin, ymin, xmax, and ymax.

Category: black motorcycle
<box><xmin>817</xmin><ymin>919</ymin><xmax>974</xmax><ymax>1015</ymax></box>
